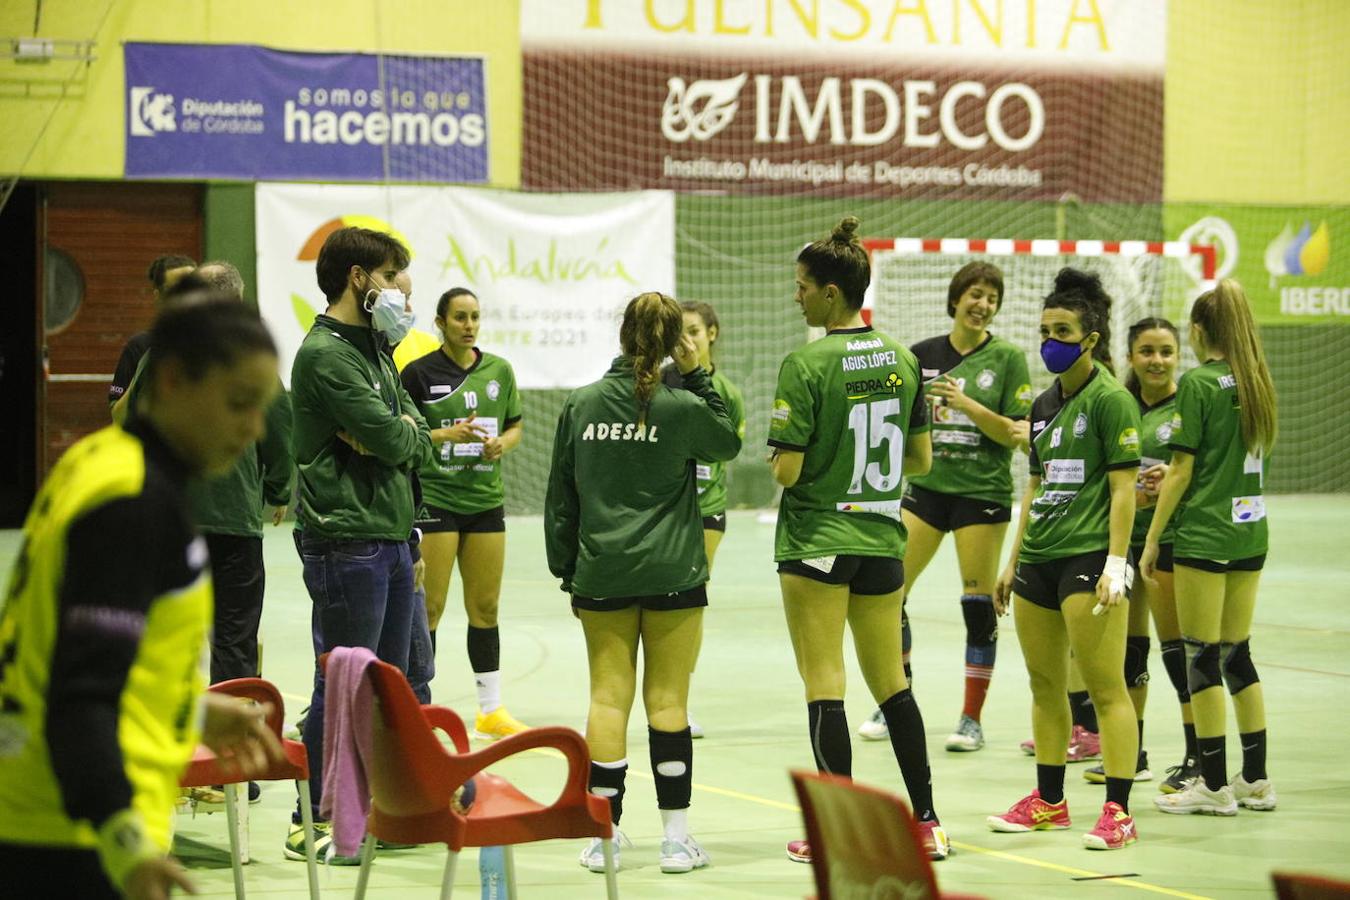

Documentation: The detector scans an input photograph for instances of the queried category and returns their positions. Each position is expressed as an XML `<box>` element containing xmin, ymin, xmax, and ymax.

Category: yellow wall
<box><xmin>1166</xmin><ymin>0</ymin><xmax>1350</xmax><ymax>204</ymax></box>
<box><xmin>0</xmin><ymin>0</ymin><xmax>521</xmax><ymax>187</ymax></box>
<box><xmin>4</xmin><ymin>1</ymin><xmax>1346</xmax><ymax>204</ymax></box>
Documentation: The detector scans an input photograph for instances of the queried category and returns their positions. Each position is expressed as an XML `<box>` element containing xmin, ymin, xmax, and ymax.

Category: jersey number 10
<box><xmin>846</xmin><ymin>398</ymin><xmax>905</xmax><ymax>495</ymax></box>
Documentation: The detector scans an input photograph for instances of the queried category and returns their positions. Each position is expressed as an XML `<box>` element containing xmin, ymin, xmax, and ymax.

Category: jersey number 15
<box><xmin>846</xmin><ymin>398</ymin><xmax>905</xmax><ymax>495</ymax></box>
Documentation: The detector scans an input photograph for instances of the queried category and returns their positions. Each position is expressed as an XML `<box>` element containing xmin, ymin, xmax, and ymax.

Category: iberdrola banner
<box><xmin>255</xmin><ymin>183</ymin><xmax>676</xmax><ymax>388</ymax></box>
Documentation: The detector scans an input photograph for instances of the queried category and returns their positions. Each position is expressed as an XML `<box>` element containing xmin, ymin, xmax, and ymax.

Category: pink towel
<box><xmin>319</xmin><ymin>646</ymin><xmax>377</xmax><ymax>857</ymax></box>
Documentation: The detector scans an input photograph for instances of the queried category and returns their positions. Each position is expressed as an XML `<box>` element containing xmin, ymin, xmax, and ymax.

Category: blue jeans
<box><xmin>407</xmin><ymin>585</ymin><xmax>435</xmax><ymax>704</ymax></box>
<box><xmin>297</xmin><ymin>532</ymin><xmax>415</xmax><ymax>819</ymax></box>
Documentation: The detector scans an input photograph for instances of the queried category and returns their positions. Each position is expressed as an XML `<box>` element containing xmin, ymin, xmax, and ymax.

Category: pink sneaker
<box><xmin>987</xmin><ymin>790</ymin><xmax>1072</xmax><ymax>832</ymax></box>
<box><xmin>1083</xmin><ymin>801</ymin><xmax>1137</xmax><ymax>850</ymax></box>
<box><xmin>786</xmin><ymin>839</ymin><xmax>811</xmax><ymax>863</ymax></box>
<box><xmin>1020</xmin><ymin>736</ymin><xmax>1036</xmax><ymax>755</ymax></box>
<box><xmin>1066</xmin><ymin>725</ymin><xmax>1101</xmax><ymax>763</ymax></box>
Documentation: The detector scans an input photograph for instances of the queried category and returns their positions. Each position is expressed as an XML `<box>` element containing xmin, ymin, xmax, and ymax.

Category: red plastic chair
<box><xmin>180</xmin><ymin>678</ymin><xmax>320</xmax><ymax>899</ymax></box>
<box><xmin>790</xmin><ymin>770</ymin><xmax>984</xmax><ymax>900</ymax></box>
<box><xmin>349</xmin><ymin>658</ymin><xmax>617</xmax><ymax>899</ymax></box>
<box><xmin>1274</xmin><ymin>871</ymin><xmax>1350</xmax><ymax>899</ymax></box>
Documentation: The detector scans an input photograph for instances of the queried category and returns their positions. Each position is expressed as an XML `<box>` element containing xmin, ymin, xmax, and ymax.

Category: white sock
<box><xmin>476</xmin><ymin>670</ymin><xmax>501</xmax><ymax>714</ymax></box>
<box><xmin>660</xmin><ymin>808</ymin><xmax>688</xmax><ymax>843</ymax></box>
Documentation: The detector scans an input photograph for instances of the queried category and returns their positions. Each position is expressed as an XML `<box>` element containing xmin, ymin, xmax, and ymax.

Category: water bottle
<box><xmin>479</xmin><ymin>846</ymin><xmax>507</xmax><ymax>900</ymax></box>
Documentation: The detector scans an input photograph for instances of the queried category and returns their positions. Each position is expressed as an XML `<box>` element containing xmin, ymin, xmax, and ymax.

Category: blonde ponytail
<box><xmin>1191</xmin><ymin>279</ymin><xmax>1278</xmax><ymax>453</ymax></box>
<box><xmin>619</xmin><ymin>292</ymin><xmax>683</xmax><ymax>424</ymax></box>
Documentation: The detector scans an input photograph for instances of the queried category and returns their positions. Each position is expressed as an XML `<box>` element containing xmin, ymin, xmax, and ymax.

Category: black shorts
<box><xmin>1014</xmin><ymin>550</ymin><xmax>1136</xmax><ymax>612</ymax></box>
<box><xmin>902</xmin><ymin>483</ymin><xmax>1012</xmax><ymax>532</ymax></box>
<box><xmin>572</xmin><ymin>584</ymin><xmax>709</xmax><ymax>612</ymax></box>
<box><xmin>415</xmin><ymin>503</ymin><xmax>506</xmax><ymax>534</ymax></box>
<box><xmin>778</xmin><ymin>555</ymin><xmax>904</xmax><ymax>596</ymax></box>
<box><xmin>1173</xmin><ymin>554</ymin><xmax>1266</xmax><ymax>574</ymax></box>
<box><xmin>1130</xmin><ymin>542</ymin><xmax>1174</xmax><ymax>573</ymax></box>
<box><xmin>702</xmin><ymin>513</ymin><xmax>727</xmax><ymax>533</ymax></box>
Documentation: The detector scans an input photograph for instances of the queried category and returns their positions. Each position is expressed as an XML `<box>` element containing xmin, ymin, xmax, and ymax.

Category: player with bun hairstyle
<box><xmin>1144</xmin><ymin>279</ymin><xmax>1279</xmax><ymax>816</ymax></box>
<box><xmin>986</xmin><ymin>268</ymin><xmax>1144</xmax><ymax>851</ymax></box>
<box><xmin>546</xmin><ymin>292</ymin><xmax>741</xmax><ymax>875</ymax></box>
<box><xmin>1081</xmin><ymin>318</ymin><xmax>1189</xmax><ymax>789</ymax></box>
<box><xmin>401</xmin><ymin>287</ymin><xmax>529</xmax><ymax>740</ymax></box>
<box><xmin>771</xmin><ymin>217</ymin><xmax>949</xmax><ymax>862</ymax></box>
<box><xmin>661</xmin><ymin>301</ymin><xmax>746</xmax><ymax>739</ymax></box>
<box><xmin>856</xmin><ymin>261</ymin><xmax>1033</xmax><ymax>753</ymax></box>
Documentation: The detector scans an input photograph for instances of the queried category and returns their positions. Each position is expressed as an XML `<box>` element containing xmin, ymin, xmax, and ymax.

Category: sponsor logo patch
<box><xmin>1045</xmin><ymin>459</ymin><xmax>1086</xmax><ymax>483</ymax></box>
<box><xmin>1232</xmin><ymin>495</ymin><xmax>1266</xmax><ymax>523</ymax></box>
<box><xmin>1074</xmin><ymin>412</ymin><xmax>1088</xmax><ymax>437</ymax></box>
<box><xmin>1118</xmin><ymin>427</ymin><xmax>1141</xmax><ymax>450</ymax></box>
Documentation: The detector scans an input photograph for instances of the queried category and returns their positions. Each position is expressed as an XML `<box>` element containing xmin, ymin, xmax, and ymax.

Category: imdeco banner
<box><xmin>521</xmin><ymin>0</ymin><xmax>1165</xmax><ymax>200</ymax></box>
<box><xmin>255</xmin><ymin>183</ymin><xmax>675</xmax><ymax>388</ymax></box>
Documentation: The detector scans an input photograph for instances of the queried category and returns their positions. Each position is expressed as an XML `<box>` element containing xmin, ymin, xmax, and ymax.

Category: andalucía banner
<box><xmin>521</xmin><ymin>0</ymin><xmax>1165</xmax><ymax>200</ymax></box>
<box><xmin>255</xmin><ymin>184</ymin><xmax>676</xmax><ymax>388</ymax></box>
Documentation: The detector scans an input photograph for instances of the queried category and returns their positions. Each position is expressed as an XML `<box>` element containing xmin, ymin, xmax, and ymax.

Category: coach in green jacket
<box><xmin>545</xmin><ymin>292</ymin><xmax>740</xmax><ymax>874</ymax></box>
<box><xmin>287</xmin><ymin>226</ymin><xmax>433</xmax><ymax>855</ymax></box>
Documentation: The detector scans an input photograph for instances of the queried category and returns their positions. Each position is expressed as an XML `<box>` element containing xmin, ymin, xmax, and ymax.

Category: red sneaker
<box><xmin>1019</xmin><ymin>736</ymin><xmax>1036</xmax><ymax>756</ymax></box>
<box><xmin>917</xmin><ymin>821</ymin><xmax>950</xmax><ymax>860</ymax></box>
<box><xmin>1083</xmin><ymin>801</ymin><xmax>1137</xmax><ymax>850</ymax></box>
<box><xmin>786</xmin><ymin>839</ymin><xmax>811</xmax><ymax>863</ymax></box>
<box><xmin>1066</xmin><ymin>725</ymin><xmax>1102</xmax><ymax>763</ymax></box>
<box><xmin>987</xmin><ymin>790</ymin><xmax>1071</xmax><ymax>832</ymax></box>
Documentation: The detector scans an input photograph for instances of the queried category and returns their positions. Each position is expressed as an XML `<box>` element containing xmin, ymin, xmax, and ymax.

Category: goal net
<box><xmin>863</xmin><ymin>237</ymin><xmax>1216</xmax><ymax>496</ymax></box>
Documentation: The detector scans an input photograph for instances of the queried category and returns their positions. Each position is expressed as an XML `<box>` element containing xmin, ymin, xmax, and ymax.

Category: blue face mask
<box><xmin>1040</xmin><ymin>337</ymin><xmax>1088</xmax><ymax>374</ymax></box>
<box><xmin>363</xmin><ymin>277</ymin><xmax>415</xmax><ymax>345</ymax></box>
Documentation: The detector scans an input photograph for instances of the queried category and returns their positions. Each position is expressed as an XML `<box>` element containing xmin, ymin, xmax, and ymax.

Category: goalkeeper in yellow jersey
<box><xmin>0</xmin><ymin>296</ymin><xmax>284</xmax><ymax>899</ymax></box>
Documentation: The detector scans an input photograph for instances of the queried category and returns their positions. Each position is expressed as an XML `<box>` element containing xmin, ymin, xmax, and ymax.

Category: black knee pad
<box><xmin>1184</xmin><ymin>638</ymin><xmax>1222</xmax><ymax>694</ymax></box>
<box><xmin>960</xmin><ymin>594</ymin><xmax>998</xmax><ymax>646</ymax></box>
<box><xmin>1159</xmin><ymin>639</ymin><xmax>1191</xmax><ymax>702</ymax></box>
<box><xmin>1124</xmin><ymin>635</ymin><xmax>1151</xmax><ymax>687</ymax></box>
<box><xmin>1221</xmin><ymin>638</ymin><xmax>1260</xmax><ymax>695</ymax></box>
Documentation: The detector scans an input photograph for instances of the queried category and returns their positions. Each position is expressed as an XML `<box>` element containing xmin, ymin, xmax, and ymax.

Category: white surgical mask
<box><xmin>361</xmin><ymin>273</ymin><xmax>415</xmax><ymax>345</ymax></box>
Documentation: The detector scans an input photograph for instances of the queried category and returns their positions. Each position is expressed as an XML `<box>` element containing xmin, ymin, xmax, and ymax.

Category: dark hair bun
<box><xmin>1052</xmin><ymin>267</ymin><xmax>1111</xmax><ymax>311</ymax></box>
<box><xmin>831</xmin><ymin>216</ymin><xmax>861</xmax><ymax>243</ymax></box>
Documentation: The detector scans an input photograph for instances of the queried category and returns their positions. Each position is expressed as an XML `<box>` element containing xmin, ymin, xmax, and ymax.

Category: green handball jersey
<box><xmin>768</xmin><ymin>326</ymin><xmax>928</xmax><ymax>562</ymax></box>
<box><xmin>663</xmin><ymin>365</ymin><xmax>746</xmax><ymax>516</ymax></box>
<box><xmin>1132</xmin><ymin>390</ymin><xmax>1178</xmax><ymax>547</ymax></box>
<box><xmin>907</xmin><ymin>333</ymin><xmax>1032</xmax><ymax>506</ymax></box>
<box><xmin>1021</xmin><ymin>365</ymin><xmax>1142</xmax><ymax>563</ymax></box>
<box><xmin>1168</xmin><ymin>360</ymin><xmax>1269</xmax><ymax>560</ymax></box>
<box><xmin>400</xmin><ymin>348</ymin><xmax>522</xmax><ymax>515</ymax></box>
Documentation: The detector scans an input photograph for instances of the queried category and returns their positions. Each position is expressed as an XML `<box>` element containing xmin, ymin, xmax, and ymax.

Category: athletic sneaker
<box><xmin>177</xmin><ymin>786</ymin><xmax>226</xmax><ymax>812</ymax></box>
<box><xmin>1082</xmin><ymin>801</ymin><xmax>1137</xmax><ymax>850</ymax></box>
<box><xmin>857</xmin><ymin>707</ymin><xmax>889</xmax><ymax>741</ymax></box>
<box><xmin>987</xmin><ymin>790</ymin><xmax>1071</xmax><ymax>832</ymax></box>
<box><xmin>1083</xmin><ymin>752</ymin><xmax>1152</xmax><ymax>784</ymax></box>
<box><xmin>284</xmin><ymin>821</ymin><xmax>363</xmax><ymax>865</ymax></box>
<box><xmin>1067</xmin><ymin>725</ymin><xmax>1101</xmax><ymax>762</ymax></box>
<box><xmin>659</xmin><ymin>835</ymin><xmax>710</xmax><ymax>873</ymax></box>
<box><xmin>579</xmin><ymin>829</ymin><xmax>630</xmax><ymax>872</ymax></box>
<box><xmin>1231</xmin><ymin>774</ymin><xmax>1277</xmax><ymax>811</ymax></box>
<box><xmin>918</xmin><ymin>821</ymin><xmax>951</xmax><ymax>860</ymax></box>
<box><xmin>1159</xmin><ymin>757</ymin><xmax>1200</xmax><ymax>794</ymax></box>
<box><xmin>474</xmin><ymin>707</ymin><xmax>529</xmax><ymax>741</ymax></box>
<box><xmin>945</xmin><ymin>715</ymin><xmax>984</xmax><ymax>752</ymax></box>
<box><xmin>1018</xmin><ymin>725</ymin><xmax>1100</xmax><ymax>762</ymax></box>
<box><xmin>786</xmin><ymin>839</ymin><xmax>812</xmax><ymax>863</ymax></box>
<box><xmin>1153</xmin><ymin>780</ymin><xmax>1238</xmax><ymax>815</ymax></box>
<box><xmin>688</xmin><ymin>715</ymin><xmax>705</xmax><ymax>739</ymax></box>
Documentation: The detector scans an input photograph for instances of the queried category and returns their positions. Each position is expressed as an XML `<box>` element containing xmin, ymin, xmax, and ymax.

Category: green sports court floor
<box><xmin>2</xmin><ymin>495</ymin><xmax>1347</xmax><ymax>898</ymax></box>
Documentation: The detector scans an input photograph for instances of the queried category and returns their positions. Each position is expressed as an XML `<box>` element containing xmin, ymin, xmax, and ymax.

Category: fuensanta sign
<box><xmin>255</xmin><ymin>183</ymin><xmax>675</xmax><ymax>389</ymax></box>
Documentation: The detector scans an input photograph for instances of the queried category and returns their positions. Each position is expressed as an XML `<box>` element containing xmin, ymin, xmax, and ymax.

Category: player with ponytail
<box><xmin>545</xmin><ymin>291</ymin><xmax>741</xmax><ymax>875</ymax></box>
<box><xmin>1144</xmin><ymin>279</ymin><xmax>1279</xmax><ymax>816</ymax></box>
